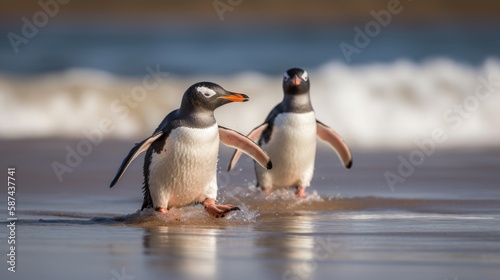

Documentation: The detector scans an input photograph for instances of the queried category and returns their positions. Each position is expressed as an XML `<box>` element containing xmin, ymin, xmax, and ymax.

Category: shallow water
<box><xmin>0</xmin><ymin>140</ymin><xmax>499</xmax><ymax>279</ymax></box>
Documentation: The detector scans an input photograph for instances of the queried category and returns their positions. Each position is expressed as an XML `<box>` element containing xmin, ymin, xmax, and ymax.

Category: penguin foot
<box><xmin>259</xmin><ymin>186</ymin><xmax>271</xmax><ymax>196</ymax></box>
<box><xmin>295</xmin><ymin>187</ymin><xmax>308</xmax><ymax>198</ymax></box>
<box><xmin>155</xmin><ymin>207</ymin><xmax>169</xmax><ymax>215</ymax></box>
<box><xmin>202</xmin><ymin>198</ymin><xmax>240</xmax><ymax>218</ymax></box>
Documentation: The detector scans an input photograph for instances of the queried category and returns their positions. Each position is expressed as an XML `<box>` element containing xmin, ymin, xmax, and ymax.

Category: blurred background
<box><xmin>1</xmin><ymin>3</ymin><xmax>500</xmax><ymax>280</ymax></box>
<box><xmin>0</xmin><ymin>0</ymin><xmax>500</xmax><ymax>148</ymax></box>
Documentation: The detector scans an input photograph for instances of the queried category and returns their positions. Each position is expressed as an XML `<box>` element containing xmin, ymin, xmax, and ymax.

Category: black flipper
<box><xmin>110</xmin><ymin>131</ymin><xmax>164</xmax><ymax>187</ymax></box>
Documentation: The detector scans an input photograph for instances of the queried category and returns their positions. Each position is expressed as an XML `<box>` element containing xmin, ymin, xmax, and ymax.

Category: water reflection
<box><xmin>143</xmin><ymin>227</ymin><xmax>217</xmax><ymax>279</ymax></box>
<box><xmin>254</xmin><ymin>213</ymin><xmax>317</xmax><ymax>279</ymax></box>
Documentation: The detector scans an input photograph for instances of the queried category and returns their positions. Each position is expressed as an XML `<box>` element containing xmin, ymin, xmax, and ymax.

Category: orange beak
<box><xmin>218</xmin><ymin>93</ymin><xmax>249</xmax><ymax>102</ymax></box>
<box><xmin>293</xmin><ymin>75</ymin><xmax>301</xmax><ymax>86</ymax></box>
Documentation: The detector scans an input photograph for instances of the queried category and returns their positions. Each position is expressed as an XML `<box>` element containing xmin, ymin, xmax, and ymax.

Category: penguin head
<box><xmin>283</xmin><ymin>68</ymin><xmax>310</xmax><ymax>95</ymax></box>
<box><xmin>181</xmin><ymin>82</ymin><xmax>249</xmax><ymax>112</ymax></box>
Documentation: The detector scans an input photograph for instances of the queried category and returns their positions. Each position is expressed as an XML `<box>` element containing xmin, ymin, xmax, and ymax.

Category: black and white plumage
<box><xmin>228</xmin><ymin>68</ymin><xmax>352</xmax><ymax>195</ymax></box>
<box><xmin>110</xmin><ymin>82</ymin><xmax>272</xmax><ymax>217</ymax></box>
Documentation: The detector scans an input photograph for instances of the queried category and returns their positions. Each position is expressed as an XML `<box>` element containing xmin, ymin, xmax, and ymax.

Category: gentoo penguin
<box><xmin>110</xmin><ymin>82</ymin><xmax>272</xmax><ymax>218</ymax></box>
<box><xmin>228</xmin><ymin>68</ymin><xmax>352</xmax><ymax>197</ymax></box>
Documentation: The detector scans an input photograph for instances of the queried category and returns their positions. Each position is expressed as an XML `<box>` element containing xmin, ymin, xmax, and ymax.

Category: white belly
<box><xmin>257</xmin><ymin>111</ymin><xmax>317</xmax><ymax>190</ymax></box>
<box><xmin>148</xmin><ymin>125</ymin><xmax>219</xmax><ymax>208</ymax></box>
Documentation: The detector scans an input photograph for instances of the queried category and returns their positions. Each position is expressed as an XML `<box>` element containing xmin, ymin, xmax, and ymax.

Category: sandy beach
<box><xmin>0</xmin><ymin>139</ymin><xmax>499</xmax><ymax>280</ymax></box>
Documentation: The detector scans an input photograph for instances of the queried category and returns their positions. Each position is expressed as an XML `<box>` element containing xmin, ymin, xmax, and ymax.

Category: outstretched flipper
<box><xmin>227</xmin><ymin>123</ymin><xmax>268</xmax><ymax>171</ymax></box>
<box><xmin>219</xmin><ymin>126</ymin><xmax>272</xmax><ymax>170</ymax></box>
<box><xmin>316</xmin><ymin>120</ymin><xmax>352</xmax><ymax>169</ymax></box>
<box><xmin>110</xmin><ymin>131</ymin><xmax>164</xmax><ymax>187</ymax></box>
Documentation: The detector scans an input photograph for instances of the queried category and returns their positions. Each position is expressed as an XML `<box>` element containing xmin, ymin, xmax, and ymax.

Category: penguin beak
<box><xmin>292</xmin><ymin>75</ymin><xmax>301</xmax><ymax>86</ymax></box>
<box><xmin>218</xmin><ymin>93</ymin><xmax>249</xmax><ymax>102</ymax></box>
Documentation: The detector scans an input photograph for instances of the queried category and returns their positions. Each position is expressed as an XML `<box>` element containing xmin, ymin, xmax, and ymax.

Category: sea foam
<box><xmin>1</xmin><ymin>58</ymin><xmax>499</xmax><ymax>148</ymax></box>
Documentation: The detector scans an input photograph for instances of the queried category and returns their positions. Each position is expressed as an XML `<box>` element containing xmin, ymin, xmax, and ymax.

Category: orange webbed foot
<box><xmin>295</xmin><ymin>187</ymin><xmax>308</xmax><ymax>198</ymax></box>
<box><xmin>202</xmin><ymin>198</ymin><xmax>240</xmax><ymax>218</ymax></box>
<box><xmin>155</xmin><ymin>207</ymin><xmax>169</xmax><ymax>215</ymax></box>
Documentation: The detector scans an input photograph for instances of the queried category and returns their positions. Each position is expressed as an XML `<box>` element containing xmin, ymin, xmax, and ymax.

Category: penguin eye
<box><xmin>301</xmin><ymin>71</ymin><xmax>309</xmax><ymax>81</ymax></box>
<box><xmin>283</xmin><ymin>73</ymin><xmax>290</xmax><ymax>81</ymax></box>
<box><xmin>196</xmin><ymin>86</ymin><xmax>217</xmax><ymax>98</ymax></box>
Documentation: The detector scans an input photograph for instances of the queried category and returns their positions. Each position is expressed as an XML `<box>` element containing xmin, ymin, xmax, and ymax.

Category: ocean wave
<box><xmin>1</xmin><ymin>58</ymin><xmax>499</xmax><ymax>148</ymax></box>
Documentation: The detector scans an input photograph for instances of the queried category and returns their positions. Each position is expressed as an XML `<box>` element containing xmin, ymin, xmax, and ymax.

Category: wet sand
<box><xmin>0</xmin><ymin>139</ymin><xmax>499</xmax><ymax>280</ymax></box>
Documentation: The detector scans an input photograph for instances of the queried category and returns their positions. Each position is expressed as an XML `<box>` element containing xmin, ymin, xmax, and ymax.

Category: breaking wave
<box><xmin>1</xmin><ymin>58</ymin><xmax>500</xmax><ymax>148</ymax></box>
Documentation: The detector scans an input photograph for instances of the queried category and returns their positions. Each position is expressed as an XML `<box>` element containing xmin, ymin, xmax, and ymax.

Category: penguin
<box><xmin>228</xmin><ymin>68</ymin><xmax>352</xmax><ymax>197</ymax></box>
<box><xmin>110</xmin><ymin>82</ymin><xmax>272</xmax><ymax>218</ymax></box>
